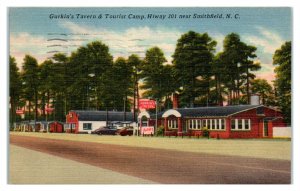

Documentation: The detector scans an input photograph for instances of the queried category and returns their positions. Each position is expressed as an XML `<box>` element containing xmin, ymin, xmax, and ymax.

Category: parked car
<box><xmin>91</xmin><ymin>126</ymin><xmax>118</xmax><ymax>135</ymax></box>
<box><xmin>117</xmin><ymin>127</ymin><xmax>133</xmax><ymax>136</ymax></box>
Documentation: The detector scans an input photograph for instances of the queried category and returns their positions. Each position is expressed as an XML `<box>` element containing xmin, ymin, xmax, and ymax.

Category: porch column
<box><xmin>226</xmin><ymin>118</ymin><xmax>231</xmax><ymax>138</ymax></box>
<box><xmin>268</xmin><ymin>121</ymin><xmax>273</xmax><ymax>138</ymax></box>
<box><xmin>164</xmin><ymin>118</ymin><xmax>168</xmax><ymax>134</ymax></box>
<box><xmin>258</xmin><ymin>118</ymin><xmax>264</xmax><ymax>138</ymax></box>
<box><xmin>139</xmin><ymin>118</ymin><xmax>142</xmax><ymax>136</ymax></box>
<box><xmin>178</xmin><ymin>117</ymin><xmax>182</xmax><ymax>136</ymax></box>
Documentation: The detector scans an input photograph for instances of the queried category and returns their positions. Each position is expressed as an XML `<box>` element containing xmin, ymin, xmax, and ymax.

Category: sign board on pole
<box><xmin>141</xmin><ymin>126</ymin><xmax>154</xmax><ymax>135</ymax></box>
<box><xmin>16</xmin><ymin>110</ymin><xmax>24</xmax><ymax>115</ymax></box>
<box><xmin>139</xmin><ymin>99</ymin><xmax>156</xmax><ymax>109</ymax></box>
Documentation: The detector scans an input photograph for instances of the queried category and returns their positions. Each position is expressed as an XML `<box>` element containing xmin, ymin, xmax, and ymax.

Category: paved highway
<box><xmin>10</xmin><ymin>135</ymin><xmax>291</xmax><ymax>184</ymax></box>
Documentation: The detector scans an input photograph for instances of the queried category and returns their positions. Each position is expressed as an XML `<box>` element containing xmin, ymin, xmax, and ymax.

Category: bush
<box><xmin>156</xmin><ymin>126</ymin><xmax>165</xmax><ymax>136</ymax></box>
<box><xmin>202</xmin><ymin>127</ymin><xmax>210</xmax><ymax>138</ymax></box>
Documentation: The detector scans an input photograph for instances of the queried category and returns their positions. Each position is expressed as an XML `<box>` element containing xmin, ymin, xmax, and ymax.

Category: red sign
<box><xmin>139</xmin><ymin>99</ymin><xmax>156</xmax><ymax>109</ymax></box>
<box><xmin>16</xmin><ymin>110</ymin><xmax>24</xmax><ymax>114</ymax></box>
<box><xmin>141</xmin><ymin>126</ymin><xmax>154</xmax><ymax>135</ymax></box>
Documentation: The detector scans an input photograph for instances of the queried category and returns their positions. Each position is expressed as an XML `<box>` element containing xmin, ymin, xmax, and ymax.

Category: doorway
<box><xmin>263</xmin><ymin>120</ymin><xmax>269</xmax><ymax>137</ymax></box>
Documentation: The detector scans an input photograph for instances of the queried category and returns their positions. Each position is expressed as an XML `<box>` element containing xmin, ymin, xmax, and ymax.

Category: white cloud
<box><xmin>243</xmin><ymin>26</ymin><xmax>285</xmax><ymax>55</ymax></box>
<box><xmin>59</xmin><ymin>21</ymin><xmax>181</xmax><ymax>63</ymax></box>
<box><xmin>242</xmin><ymin>27</ymin><xmax>286</xmax><ymax>84</ymax></box>
<box><xmin>10</xmin><ymin>33</ymin><xmax>50</xmax><ymax>69</ymax></box>
<box><xmin>208</xmin><ymin>32</ymin><xmax>225</xmax><ymax>53</ymax></box>
<box><xmin>10</xmin><ymin>21</ymin><xmax>182</xmax><ymax>69</ymax></box>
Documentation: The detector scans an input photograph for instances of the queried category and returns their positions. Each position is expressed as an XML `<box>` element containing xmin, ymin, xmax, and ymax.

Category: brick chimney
<box><xmin>172</xmin><ymin>93</ymin><xmax>179</xmax><ymax>109</ymax></box>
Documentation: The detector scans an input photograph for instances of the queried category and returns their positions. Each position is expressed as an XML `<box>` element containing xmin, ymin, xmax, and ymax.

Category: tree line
<box><xmin>9</xmin><ymin>31</ymin><xmax>291</xmax><ymax>124</ymax></box>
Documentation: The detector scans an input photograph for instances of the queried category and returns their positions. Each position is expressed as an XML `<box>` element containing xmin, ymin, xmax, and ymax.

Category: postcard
<box><xmin>8</xmin><ymin>7</ymin><xmax>292</xmax><ymax>185</ymax></box>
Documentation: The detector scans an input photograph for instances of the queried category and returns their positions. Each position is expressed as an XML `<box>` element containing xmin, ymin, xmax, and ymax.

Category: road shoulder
<box><xmin>9</xmin><ymin>145</ymin><xmax>155</xmax><ymax>184</ymax></box>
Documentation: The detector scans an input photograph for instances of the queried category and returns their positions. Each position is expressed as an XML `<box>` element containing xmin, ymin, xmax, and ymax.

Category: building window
<box><xmin>204</xmin><ymin>119</ymin><xmax>226</xmax><ymax>131</ymax></box>
<box><xmin>83</xmin><ymin>123</ymin><xmax>92</xmax><ymax>130</ymax></box>
<box><xmin>186</xmin><ymin>119</ymin><xmax>202</xmax><ymax>130</ymax></box>
<box><xmin>238</xmin><ymin>119</ymin><xmax>243</xmax><ymax>129</ymax></box>
<box><xmin>189</xmin><ymin>120</ymin><xmax>193</xmax><ymax>129</ymax></box>
<box><xmin>245</xmin><ymin>119</ymin><xmax>250</xmax><ymax>130</ymax></box>
<box><xmin>168</xmin><ymin>119</ymin><xmax>177</xmax><ymax>129</ymax></box>
<box><xmin>193</xmin><ymin>120</ymin><xmax>197</xmax><ymax>129</ymax></box>
<box><xmin>221</xmin><ymin>119</ymin><xmax>225</xmax><ymax>130</ymax></box>
<box><xmin>197</xmin><ymin>120</ymin><xmax>201</xmax><ymax>129</ymax></box>
<box><xmin>231</xmin><ymin>119</ymin><xmax>251</xmax><ymax>131</ymax></box>
<box><xmin>207</xmin><ymin>119</ymin><xmax>211</xmax><ymax>130</ymax></box>
<box><xmin>231</xmin><ymin>119</ymin><xmax>236</xmax><ymax>130</ymax></box>
<box><xmin>256</xmin><ymin>107</ymin><xmax>264</xmax><ymax>115</ymax></box>
<box><xmin>202</xmin><ymin>119</ymin><xmax>207</xmax><ymax>128</ymax></box>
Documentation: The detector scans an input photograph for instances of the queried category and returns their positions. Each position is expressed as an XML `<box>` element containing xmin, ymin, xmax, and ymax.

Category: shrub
<box><xmin>202</xmin><ymin>127</ymin><xmax>210</xmax><ymax>138</ymax></box>
<box><xmin>156</xmin><ymin>126</ymin><xmax>165</xmax><ymax>136</ymax></box>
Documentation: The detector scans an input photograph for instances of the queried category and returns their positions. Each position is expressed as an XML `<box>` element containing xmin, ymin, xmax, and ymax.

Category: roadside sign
<box><xmin>141</xmin><ymin>126</ymin><xmax>154</xmax><ymax>135</ymax></box>
<box><xmin>139</xmin><ymin>99</ymin><xmax>156</xmax><ymax>109</ymax></box>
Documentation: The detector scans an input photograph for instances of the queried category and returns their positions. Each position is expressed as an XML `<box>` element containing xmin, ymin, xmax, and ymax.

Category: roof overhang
<box><xmin>162</xmin><ymin>109</ymin><xmax>181</xmax><ymax>118</ymax></box>
<box><xmin>227</xmin><ymin>105</ymin><xmax>264</xmax><ymax>117</ymax></box>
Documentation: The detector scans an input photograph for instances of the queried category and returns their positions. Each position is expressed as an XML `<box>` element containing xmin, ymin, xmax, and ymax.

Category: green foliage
<box><xmin>140</xmin><ymin>47</ymin><xmax>174</xmax><ymax>102</ymax></box>
<box><xmin>172</xmin><ymin>31</ymin><xmax>217</xmax><ymax>107</ymax></box>
<box><xmin>22</xmin><ymin>55</ymin><xmax>39</xmax><ymax>100</ymax></box>
<box><xmin>69</xmin><ymin>41</ymin><xmax>114</xmax><ymax>110</ymax></box>
<box><xmin>273</xmin><ymin>41</ymin><xmax>291</xmax><ymax>124</ymax></box>
<box><xmin>156</xmin><ymin>126</ymin><xmax>165</xmax><ymax>136</ymax></box>
<box><xmin>109</xmin><ymin>57</ymin><xmax>134</xmax><ymax>111</ymax></box>
<box><xmin>218</xmin><ymin>33</ymin><xmax>260</xmax><ymax>105</ymax></box>
<box><xmin>9</xmin><ymin>56</ymin><xmax>22</xmax><ymax>124</ymax></box>
<box><xmin>250</xmin><ymin>79</ymin><xmax>275</xmax><ymax>105</ymax></box>
<box><xmin>202</xmin><ymin>127</ymin><xmax>210</xmax><ymax>138</ymax></box>
<box><xmin>38</xmin><ymin>54</ymin><xmax>70</xmax><ymax>121</ymax></box>
<box><xmin>22</xmin><ymin>55</ymin><xmax>40</xmax><ymax>121</ymax></box>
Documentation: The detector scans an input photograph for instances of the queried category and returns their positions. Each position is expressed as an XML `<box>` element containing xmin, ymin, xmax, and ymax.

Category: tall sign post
<box><xmin>155</xmin><ymin>98</ymin><xmax>158</xmax><ymax>135</ymax></box>
<box><xmin>138</xmin><ymin>99</ymin><xmax>157</xmax><ymax>135</ymax></box>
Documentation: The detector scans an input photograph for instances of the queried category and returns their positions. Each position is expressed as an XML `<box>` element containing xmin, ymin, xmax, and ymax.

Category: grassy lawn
<box><xmin>10</xmin><ymin>132</ymin><xmax>291</xmax><ymax>160</ymax></box>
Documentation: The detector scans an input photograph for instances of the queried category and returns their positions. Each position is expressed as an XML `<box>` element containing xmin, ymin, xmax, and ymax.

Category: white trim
<box><xmin>162</xmin><ymin>109</ymin><xmax>181</xmax><ymax>118</ymax></box>
<box><xmin>138</xmin><ymin>111</ymin><xmax>150</xmax><ymax>119</ymax></box>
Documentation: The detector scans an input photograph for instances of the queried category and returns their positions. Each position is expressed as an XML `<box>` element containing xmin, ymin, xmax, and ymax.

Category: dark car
<box><xmin>91</xmin><ymin>126</ymin><xmax>118</xmax><ymax>135</ymax></box>
<box><xmin>117</xmin><ymin>127</ymin><xmax>133</xmax><ymax>136</ymax></box>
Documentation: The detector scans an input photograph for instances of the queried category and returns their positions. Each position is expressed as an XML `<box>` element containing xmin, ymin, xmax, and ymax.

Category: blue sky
<box><xmin>9</xmin><ymin>7</ymin><xmax>292</xmax><ymax>83</ymax></box>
